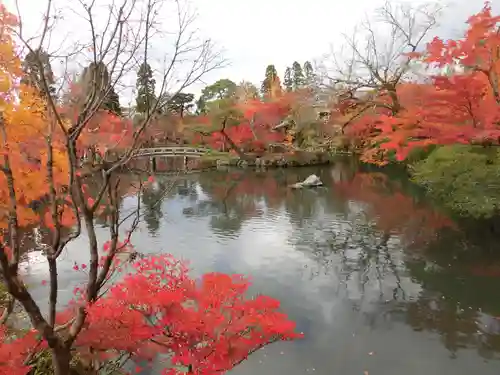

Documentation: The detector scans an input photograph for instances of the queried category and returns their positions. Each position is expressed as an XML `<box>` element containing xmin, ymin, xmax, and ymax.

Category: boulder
<box><xmin>289</xmin><ymin>174</ymin><xmax>323</xmax><ymax>189</ymax></box>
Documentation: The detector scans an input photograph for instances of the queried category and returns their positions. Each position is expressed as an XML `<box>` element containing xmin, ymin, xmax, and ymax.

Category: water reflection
<box><xmin>20</xmin><ymin>158</ymin><xmax>500</xmax><ymax>374</ymax></box>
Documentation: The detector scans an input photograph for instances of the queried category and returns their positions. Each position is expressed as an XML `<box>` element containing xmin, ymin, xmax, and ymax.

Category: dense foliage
<box><xmin>1</xmin><ymin>0</ymin><xmax>500</xmax><ymax>372</ymax></box>
<box><xmin>411</xmin><ymin>146</ymin><xmax>500</xmax><ymax>218</ymax></box>
<box><xmin>0</xmin><ymin>3</ymin><xmax>300</xmax><ymax>375</ymax></box>
<box><xmin>1</xmin><ymin>255</ymin><xmax>300</xmax><ymax>374</ymax></box>
<box><xmin>325</xmin><ymin>2</ymin><xmax>500</xmax><ymax>217</ymax></box>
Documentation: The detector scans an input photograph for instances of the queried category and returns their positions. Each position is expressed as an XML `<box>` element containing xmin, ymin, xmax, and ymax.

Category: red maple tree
<box><xmin>206</xmin><ymin>97</ymin><xmax>290</xmax><ymax>153</ymax></box>
<box><xmin>336</xmin><ymin>2</ymin><xmax>500</xmax><ymax>164</ymax></box>
<box><xmin>0</xmin><ymin>254</ymin><xmax>300</xmax><ymax>375</ymax></box>
<box><xmin>78</xmin><ymin>110</ymin><xmax>136</xmax><ymax>157</ymax></box>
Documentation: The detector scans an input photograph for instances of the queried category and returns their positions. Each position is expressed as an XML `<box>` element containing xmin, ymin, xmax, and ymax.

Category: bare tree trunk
<box><xmin>220</xmin><ymin>118</ymin><xmax>253</xmax><ymax>161</ymax></box>
<box><xmin>52</xmin><ymin>345</ymin><xmax>72</xmax><ymax>375</ymax></box>
<box><xmin>249</xmin><ymin>114</ymin><xmax>258</xmax><ymax>140</ymax></box>
<box><xmin>1</xmin><ymin>0</ymin><xmax>224</xmax><ymax>371</ymax></box>
<box><xmin>386</xmin><ymin>86</ymin><xmax>401</xmax><ymax>114</ymax></box>
<box><xmin>220</xmin><ymin>129</ymin><xmax>249</xmax><ymax>160</ymax></box>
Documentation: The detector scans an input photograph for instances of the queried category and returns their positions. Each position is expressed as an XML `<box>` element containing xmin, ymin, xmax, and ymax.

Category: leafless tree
<box><xmin>0</xmin><ymin>0</ymin><xmax>224</xmax><ymax>373</ymax></box>
<box><xmin>323</xmin><ymin>1</ymin><xmax>442</xmax><ymax>116</ymax></box>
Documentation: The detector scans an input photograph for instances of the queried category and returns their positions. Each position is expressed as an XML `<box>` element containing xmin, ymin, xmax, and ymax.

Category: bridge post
<box><xmin>150</xmin><ymin>157</ymin><xmax>157</xmax><ymax>172</ymax></box>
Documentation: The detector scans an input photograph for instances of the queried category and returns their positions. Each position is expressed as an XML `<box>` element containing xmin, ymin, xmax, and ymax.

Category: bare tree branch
<box><xmin>0</xmin><ymin>0</ymin><xmax>225</xmax><ymax>373</ymax></box>
<box><xmin>322</xmin><ymin>0</ymin><xmax>441</xmax><ymax>114</ymax></box>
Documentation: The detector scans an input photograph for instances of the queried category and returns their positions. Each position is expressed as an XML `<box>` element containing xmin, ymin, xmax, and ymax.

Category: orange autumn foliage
<box><xmin>0</xmin><ymin>5</ymin><xmax>70</xmax><ymax>229</ymax></box>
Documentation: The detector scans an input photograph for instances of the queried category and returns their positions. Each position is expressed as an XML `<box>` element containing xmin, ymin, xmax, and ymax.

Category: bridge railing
<box><xmin>129</xmin><ymin>146</ymin><xmax>210</xmax><ymax>158</ymax></box>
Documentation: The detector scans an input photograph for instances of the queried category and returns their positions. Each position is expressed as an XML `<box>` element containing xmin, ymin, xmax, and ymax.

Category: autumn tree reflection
<box><xmin>332</xmin><ymin>171</ymin><xmax>455</xmax><ymax>247</ymax></box>
<box><xmin>186</xmin><ymin>164</ymin><xmax>500</xmax><ymax>359</ymax></box>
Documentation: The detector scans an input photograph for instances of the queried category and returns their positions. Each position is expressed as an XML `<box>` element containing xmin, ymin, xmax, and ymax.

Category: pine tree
<box><xmin>283</xmin><ymin>67</ymin><xmax>293</xmax><ymax>92</ymax></box>
<box><xmin>167</xmin><ymin>92</ymin><xmax>195</xmax><ymax>117</ymax></box>
<box><xmin>261</xmin><ymin>65</ymin><xmax>280</xmax><ymax>96</ymax></box>
<box><xmin>135</xmin><ymin>62</ymin><xmax>156</xmax><ymax>114</ymax></box>
<box><xmin>22</xmin><ymin>48</ymin><xmax>56</xmax><ymax>99</ymax></box>
<box><xmin>303</xmin><ymin>61</ymin><xmax>314</xmax><ymax>87</ymax></box>
<box><xmin>291</xmin><ymin>61</ymin><xmax>304</xmax><ymax>90</ymax></box>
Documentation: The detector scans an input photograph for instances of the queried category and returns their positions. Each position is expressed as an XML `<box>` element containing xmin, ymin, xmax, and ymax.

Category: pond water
<box><xmin>20</xmin><ymin>157</ymin><xmax>500</xmax><ymax>375</ymax></box>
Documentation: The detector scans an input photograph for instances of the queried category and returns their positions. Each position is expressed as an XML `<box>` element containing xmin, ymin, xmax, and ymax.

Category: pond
<box><xmin>19</xmin><ymin>157</ymin><xmax>500</xmax><ymax>375</ymax></box>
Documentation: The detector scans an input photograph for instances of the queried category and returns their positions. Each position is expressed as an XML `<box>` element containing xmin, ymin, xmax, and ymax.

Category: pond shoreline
<box><xmin>126</xmin><ymin>150</ymin><xmax>348</xmax><ymax>175</ymax></box>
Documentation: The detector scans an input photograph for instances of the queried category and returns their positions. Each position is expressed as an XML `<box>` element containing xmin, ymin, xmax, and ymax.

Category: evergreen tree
<box><xmin>195</xmin><ymin>96</ymin><xmax>207</xmax><ymax>115</ymax></box>
<box><xmin>283</xmin><ymin>67</ymin><xmax>293</xmax><ymax>92</ymax></box>
<box><xmin>80</xmin><ymin>62</ymin><xmax>122</xmax><ymax>115</ymax></box>
<box><xmin>261</xmin><ymin>64</ymin><xmax>279</xmax><ymax>96</ymax></box>
<box><xmin>196</xmin><ymin>79</ymin><xmax>237</xmax><ymax>114</ymax></box>
<box><xmin>291</xmin><ymin>61</ymin><xmax>305</xmax><ymax>90</ymax></box>
<box><xmin>81</xmin><ymin>61</ymin><xmax>109</xmax><ymax>95</ymax></box>
<box><xmin>135</xmin><ymin>62</ymin><xmax>156</xmax><ymax>114</ymax></box>
<box><xmin>102</xmin><ymin>87</ymin><xmax>122</xmax><ymax>116</ymax></box>
<box><xmin>167</xmin><ymin>92</ymin><xmax>195</xmax><ymax>117</ymax></box>
<box><xmin>303</xmin><ymin>61</ymin><xmax>314</xmax><ymax>86</ymax></box>
<box><xmin>201</xmin><ymin>79</ymin><xmax>237</xmax><ymax>101</ymax></box>
<box><xmin>22</xmin><ymin>48</ymin><xmax>56</xmax><ymax>99</ymax></box>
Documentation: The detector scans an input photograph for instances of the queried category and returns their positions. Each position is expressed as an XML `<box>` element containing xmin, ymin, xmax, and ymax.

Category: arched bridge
<box><xmin>130</xmin><ymin>146</ymin><xmax>210</xmax><ymax>158</ymax></box>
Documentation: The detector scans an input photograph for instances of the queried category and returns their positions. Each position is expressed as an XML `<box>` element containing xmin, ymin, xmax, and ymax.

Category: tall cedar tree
<box><xmin>21</xmin><ymin>48</ymin><xmax>56</xmax><ymax>100</ymax></box>
<box><xmin>135</xmin><ymin>62</ymin><xmax>156</xmax><ymax>114</ymax></box>
<box><xmin>292</xmin><ymin>61</ymin><xmax>305</xmax><ymax>90</ymax></box>
<box><xmin>284</xmin><ymin>67</ymin><xmax>293</xmax><ymax>92</ymax></box>
<box><xmin>261</xmin><ymin>64</ymin><xmax>280</xmax><ymax>96</ymax></box>
<box><xmin>80</xmin><ymin>62</ymin><xmax>122</xmax><ymax>116</ymax></box>
<box><xmin>103</xmin><ymin>87</ymin><xmax>122</xmax><ymax>116</ymax></box>
<box><xmin>303</xmin><ymin>61</ymin><xmax>314</xmax><ymax>86</ymax></box>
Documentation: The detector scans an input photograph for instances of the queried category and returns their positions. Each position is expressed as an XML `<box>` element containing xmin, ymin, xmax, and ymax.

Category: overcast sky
<box><xmin>3</xmin><ymin>0</ymin><xmax>495</xmax><ymax>100</ymax></box>
<box><xmin>194</xmin><ymin>0</ymin><xmax>490</xmax><ymax>87</ymax></box>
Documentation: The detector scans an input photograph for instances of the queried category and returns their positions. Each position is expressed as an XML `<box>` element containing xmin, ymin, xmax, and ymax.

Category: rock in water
<box><xmin>302</xmin><ymin>174</ymin><xmax>323</xmax><ymax>186</ymax></box>
<box><xmin>289</xmin><ymin>174</ymin><xmax>323</xmax><ymax>189</ymax></box>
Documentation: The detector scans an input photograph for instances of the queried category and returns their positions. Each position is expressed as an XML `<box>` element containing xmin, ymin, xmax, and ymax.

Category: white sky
<box><xmin>3</xmin><ymin>0</ymin><xmax>493</xmax><ymax>100</ymax></box>
<box><xmin>193</xmin><ymin>0</ymin><xmax>488</xmax><ymax>89</ymax></box>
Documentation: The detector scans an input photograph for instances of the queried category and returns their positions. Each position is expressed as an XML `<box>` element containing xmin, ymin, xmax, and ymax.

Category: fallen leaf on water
<box><xmin>364</xmin><ymin>371</ymin><xmax>369</xmax><ymax>375</ymax></box>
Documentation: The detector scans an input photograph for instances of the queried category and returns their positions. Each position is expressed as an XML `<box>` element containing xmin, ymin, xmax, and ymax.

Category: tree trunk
<box><xmin>220</xmin><ymin>129</ymin><xmax>252</xmax><ymax>161</ymax></box>
<box><xmin>387</xmin><ymin>86</ymin><xmax>401</xmax><ymax>115</ymax></box>
<box><xmin>249</xmin><ymin>114</ymin><xmax>258</xmax><ymax>140</ymax></box>
<box><xmin>219</xmin><ymin>117</ymin><xmax>254</xmax><ymax>161</ymax></box>
<box><xmin>52</xmin><ymin>345</ymin><xmax>73</xmax><ymax>375</ymax></box>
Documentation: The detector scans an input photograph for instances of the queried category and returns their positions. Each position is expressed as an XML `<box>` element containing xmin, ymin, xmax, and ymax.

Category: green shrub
<box><xmin>411</xmin><ymin>145</ymin><xmax>500</xmax><ymax>218</ymax></box>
